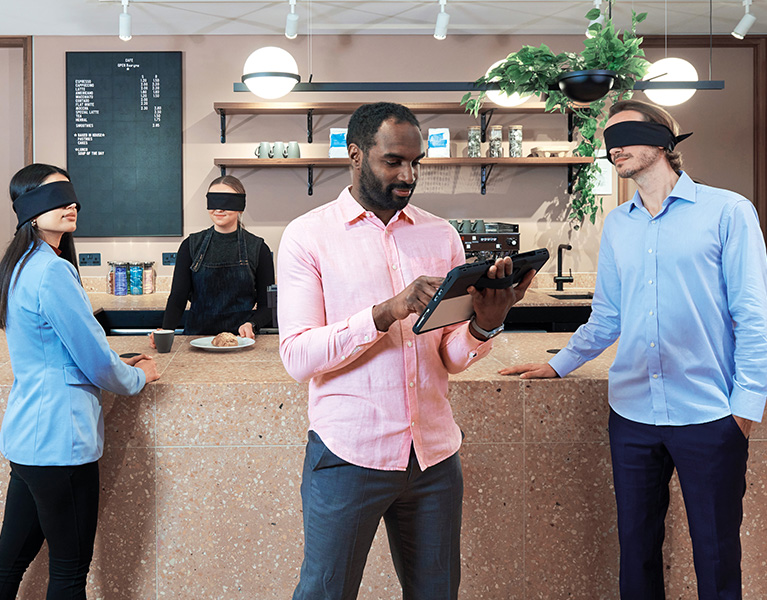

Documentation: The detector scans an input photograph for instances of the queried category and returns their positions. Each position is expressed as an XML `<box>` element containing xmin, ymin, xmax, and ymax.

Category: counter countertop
<box><xmin>0</xmin><ymin>329</ymin><xmax>613</xmax><ymax>386</ymax></box>
<box><xmin>85</xmin><ymin>287</ymin><xmax>594</xmax><ymax>314</ymax></box>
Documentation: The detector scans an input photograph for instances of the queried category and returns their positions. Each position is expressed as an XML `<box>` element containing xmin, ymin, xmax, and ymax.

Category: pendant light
<box><xmin>242</xmin><ymin>47</ymin><xmax>300</xmax><ymax>99</ymax></box>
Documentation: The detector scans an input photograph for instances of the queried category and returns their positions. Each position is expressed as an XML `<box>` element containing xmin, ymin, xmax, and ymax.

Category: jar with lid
<box><xmin>509</xmin><ymin>125</ymin><xmax>523</xmax><ymax>158</ymax></box>
<box><xmin>142</xmin><ymin>261</ymin><xmax>155</xmax><ymax>294</ymax></box>
<box><xmin>488</xmin><ymin>125</ymin><xmax>504</xmax><ymax>157</ymax></box>
<box><xmin>467</xmin><ymin>126</ymin><xmax>482</xmax><ymax>158</ymax></box>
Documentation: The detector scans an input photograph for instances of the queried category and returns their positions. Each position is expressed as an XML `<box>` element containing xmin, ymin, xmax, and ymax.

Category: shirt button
<box><xmin>650</xmin><ymin>342</ymin><xmax>656</xmax><ymax>348</ymax></box>
<box><xmin>469</xmin><ymin>351</ymin><xmax>478</xmax><ymax>359</ymax></box>
<box><xmin>364</xmin><ymin>335</ymin><xmax>369</xmax><ymax>342</ymax></box>
<box><xmin>653</xmin><ymin>374</ymin><xmax>659</xmax><ymax>379</ymax></box>
<box><xmin>648</xmin><ymin>280</ymin><xmax>653</xmax><ymax>285</ymax></box>
<box><xmin>648</xmin><ymin>249</ymin><xmax>653</xmax><ymax>253</ymax></box>
<box><xmin>649</xmin><ymin>310</ymin><xmax>654</xmax><ymax>316</ymax></box>
<box><xmin>409</xmin><ymin>381</ymin><xmax>415</xmax><ymax>388</ymax></box>
<box><xmin>411</xmin><ymin>421</ymin><xmax>416</xmax><ymax>427</ymax></box>
<box><xmin>341</xmin><ymin>355</ymin><xmax>346</xmax><ymax>360</ymax></box>
<box><xmin>392</xmin><ymin>264</ymin><xmax>398</xmax><ymax>270</ymax></box>
<box><xmin>407</xmin><ymin>341</ymin><xmax>413</xmax><ymax>348</ymax></box>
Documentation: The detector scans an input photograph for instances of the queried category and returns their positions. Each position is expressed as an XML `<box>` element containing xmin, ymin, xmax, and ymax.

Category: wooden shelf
<box><xmin>213</xmin><ymin>101</ymin><xmax>550</xmax><ymax>116</ymax></box>
<box><xmin>214</xmin><ymin>156</ymin><xmax>593</xmax><ymax>168</ymax></box>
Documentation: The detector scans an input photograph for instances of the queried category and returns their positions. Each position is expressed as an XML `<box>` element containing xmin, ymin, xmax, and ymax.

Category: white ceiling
<box><xmin>2</xmin><ymin>0</ymin><xmax>764</xmax><ymax>37</ymax></box>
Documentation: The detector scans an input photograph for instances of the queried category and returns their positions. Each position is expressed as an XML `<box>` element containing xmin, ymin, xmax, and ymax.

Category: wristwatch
<box><xmin>469</xmin><ymin>317</ymin><xmax>504</xmax><ymax>340</ymax></box>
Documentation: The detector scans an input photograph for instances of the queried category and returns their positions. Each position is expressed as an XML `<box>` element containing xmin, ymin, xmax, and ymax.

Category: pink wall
<box><xmin>26</xmin><ymin>35</ymin><xmax>755</xmax><ymax>284</ymax></box>
<box><xmin>0</xmin><ymin>47</ymin><xmax>24</xmax><ymax>250</ymax></box>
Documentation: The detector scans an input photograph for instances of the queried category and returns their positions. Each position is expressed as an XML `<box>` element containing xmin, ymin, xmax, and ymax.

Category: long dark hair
<box><xmin>0</xmin><ymin>164</ymin><xmax>79</xmax><ymax>329</ymax></box>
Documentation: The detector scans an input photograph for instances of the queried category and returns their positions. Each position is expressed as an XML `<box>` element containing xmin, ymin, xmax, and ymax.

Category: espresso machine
<box><xmin>449</xmin><ymin>220</ymin><xmax>520</xmax><ymax>262</ymax></box>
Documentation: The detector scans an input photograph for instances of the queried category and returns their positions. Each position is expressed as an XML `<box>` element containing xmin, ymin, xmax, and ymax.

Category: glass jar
<box><xmin>488</xmin><ymin>125</ymin><xmax>503</xmax><ymax>157</ymax></box>
<box><xmin>114</xmin><ymin>263</ymin><xmax>128</xmax><ymax>296</ymax></box>
<box><xmin>467</xmin><ymin>126</ymin><xmax>481</xmax><ymax>158</ymax></box>
<box><xmin>106</xmin><ymin>262</ymin><xmax>115</xmax><ymax>294</ymax></box>
<box><xmin>509</xmin><ymin>125</ymin><xmax>523</xmax><ymax>158</ymax></box>
<box><xmin>142</xmin><ymin>261</ymin><xmax>155</xmax><ymax>294</ymax></box>
<box><xmin>129</xmin><ymin>262</ymin><xmax>143</xmax><ymax>295</ymax></box>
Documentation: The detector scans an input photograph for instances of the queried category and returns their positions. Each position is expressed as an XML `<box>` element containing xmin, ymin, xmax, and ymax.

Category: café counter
<box><xmin>0</xmin><ymin>329</ymin><xmax>765</xmax><ymax>599</ymax></box>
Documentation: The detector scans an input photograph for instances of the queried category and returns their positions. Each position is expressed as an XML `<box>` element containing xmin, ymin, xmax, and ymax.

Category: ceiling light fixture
<box><xmin>434</xmin><ymin>0</ymin><xmax>450</xmax><ymax>40</ymax></box>
<box><xmin>285</xmin><ymin>0</ymin><xmax>299</xmax><ymax>39</ymax></box>
<box><xmin>732</xmin><ymin>0</ymin><xmax>756</xmax><ymax>38</ymax></box>
<box><xmin>242</xmin><ymin>46</ymin><xmax>301</xmax><ymax>99</ymax></box>
<box><xmin>119</xmin><ymin>0</ymin><xmax>132</xmax><ymax>41</ymax></box>
<box><xmin>586</xmin><ymin>0</ymin><xmax>604</xmax><ymax>38</ymax></box>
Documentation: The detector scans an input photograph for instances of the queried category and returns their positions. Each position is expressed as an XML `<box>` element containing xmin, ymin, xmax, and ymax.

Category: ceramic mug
<box><xmin>272</xmin><ymin>141</ymin><xmax>287</xmax><ymax>159</ymax></box>
<box><xmin>286</xmin><ymin>141</ymin><xmax>301</xmax><ymax>159</ymax></box>
<box><xmin>256</xmin><ymin>142</ymin><xmax>272</xmax><ymax>159</ymax></box>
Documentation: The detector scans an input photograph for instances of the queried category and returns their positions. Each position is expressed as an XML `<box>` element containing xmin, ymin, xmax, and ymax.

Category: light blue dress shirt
<box><xmin>549</xmin><ymin>172</ymin><xmax>767</xmax><ymax>425</ymax></box>
<box><xmin>1</xmin><ymin>243</ymin><xmax>146</xmax><ymax>466</ymax></box>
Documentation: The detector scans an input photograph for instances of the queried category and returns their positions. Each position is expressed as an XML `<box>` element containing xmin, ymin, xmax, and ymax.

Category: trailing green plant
<box><xmin>462</xmin><ymin>6</ymin><xmax>649</xmax><ymax>226</ymax></box>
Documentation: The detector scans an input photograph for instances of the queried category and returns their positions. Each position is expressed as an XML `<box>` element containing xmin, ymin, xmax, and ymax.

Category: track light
<box><xmin>732</xmin><ymin>0</ymin><xmax>756</xmax><ymax>38</ymax></box>
<box><xmin>586</xmin><ymin>0</ymin><xmax>604</xmax><ymax>38</ymax></box>
<box><xmin>119</xmin><ymin>0</ymin><xmax>131</xmax><ymax>41</ymax></box>
<box><xmin>434</xmin><ymin>0</ymin><xmax>450</xmax><ymax>40</ymax></box>
<box><xmin>285</xmin><ymin>0</ymin><xmax>298</xmax><ymax>40</ymax></box>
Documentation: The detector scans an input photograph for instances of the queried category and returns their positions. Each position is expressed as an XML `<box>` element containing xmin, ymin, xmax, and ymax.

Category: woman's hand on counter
<box><xmin>239</xmin><ymin>322</ymin><xmax>256</xmax><ymax>339</ymax></box>
<box><xmin>148</xmin><ymin>330</ymin><xmax>157</xmax><ymax>349</ymax></box>
<box><xmin>121</xmin><ymin>353</ymin><xmax>160</xmax><ymax>383</ymax></box>
<box><xmin>499</xmin><ymin>363</ymin><xmax>559</xmax><ymax>379</ymax></box>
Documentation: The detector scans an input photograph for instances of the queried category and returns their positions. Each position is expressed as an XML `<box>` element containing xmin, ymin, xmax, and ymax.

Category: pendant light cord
<box><xmin>709</xmin><ymin>0</ymin><xmax>713</xmax><ymax>80</ymax></box>
<box><xmin>308</xmin><ymin>0</ymin><xmax>313</xmax><ymax>83</ymax></box>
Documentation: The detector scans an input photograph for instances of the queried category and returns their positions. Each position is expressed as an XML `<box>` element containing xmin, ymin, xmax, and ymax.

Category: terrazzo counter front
<box><xmin>1</xmin><ymin>332</ymin><xmax>766</xmax><ymax>599</ymax></box>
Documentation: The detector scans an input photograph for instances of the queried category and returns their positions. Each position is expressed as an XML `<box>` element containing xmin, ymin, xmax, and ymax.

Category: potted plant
<box><xmin>462</xmin><ymin>5</ymin><xmax>649</xmax><ymax>226</ymax></box>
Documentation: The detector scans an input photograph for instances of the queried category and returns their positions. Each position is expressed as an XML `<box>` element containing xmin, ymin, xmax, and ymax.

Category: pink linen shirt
<box><xmin>278</xmin><ymin>186</ymin><xmax>493</xmax><ymax>471</ymax></box>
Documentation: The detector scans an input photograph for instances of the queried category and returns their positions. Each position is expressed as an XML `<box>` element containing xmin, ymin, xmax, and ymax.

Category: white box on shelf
<box><xmin>427</xmin><ymin>128</ymin><xmax>450</xmax><ymax>158</ymax></box>
<box><xmin>329</xmin><ymin>128</ymin><xmax>349</xmax><ymax>158</ymax></box>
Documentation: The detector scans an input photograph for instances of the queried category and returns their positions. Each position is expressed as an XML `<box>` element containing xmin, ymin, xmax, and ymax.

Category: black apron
<box><xmin>184</xmin><ymin>226</ymin><xmax>256</xmax><ymax>335</ymax></box>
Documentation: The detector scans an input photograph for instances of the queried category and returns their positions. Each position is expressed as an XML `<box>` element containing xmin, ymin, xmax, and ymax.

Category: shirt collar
<box><xmin>628</xmin><ymin>170</ymin><xmax>696</xmax><ymax>213</ymax></box>
<box><xmin>337</xmin><ymin>186</ymin><xmax>416</xmax><ymax>226</ymax></box>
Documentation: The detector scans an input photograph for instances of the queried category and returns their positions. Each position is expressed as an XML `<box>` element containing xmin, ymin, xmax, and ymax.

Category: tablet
<box><xmin>411</xmin><ymin>248</ymin><xmax>549</xmax><ymax>335</ymax></box>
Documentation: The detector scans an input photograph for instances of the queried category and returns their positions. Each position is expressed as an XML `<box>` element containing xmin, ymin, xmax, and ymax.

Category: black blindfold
<box><xmin>604</xmin><ymin>121</ymin><xmax>693</xmax><ymax>164</ymax></box>
<box><xmin>206</xmin><ymin>192</ymin><xmax>246</xmax><ymax>212</ymax></box>
<box><xmin>13</xmin><ymin>181</ymin><xmax>80</xmax><ymax>232</ymax></box>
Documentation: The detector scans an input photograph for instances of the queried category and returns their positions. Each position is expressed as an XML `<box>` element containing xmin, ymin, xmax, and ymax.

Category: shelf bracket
<box><xmin>480</xmin><ymin>164</ymin><xmax>494</xmax><ymax>195</ymax></box>
<box><xmin>219</xmin><ymin>165</ymin><xmax>226</xmax><ymax>177</ymax></box>
<box><xmin>220</xmin><ymin>111</ymin><xmax>226</xmax><ymax>144</ymax></box>
<box><xmin>307</xmin><ymin>109</ymin><xmax>314</xmax><ymax>143</ymax></box>
<box><xmin>567</xmin><ymin>112</ymin><xmax>575</xmax><ymax>143</ymax></box>
<box><xmin>567</xmin><ymin>164</ymin><xmax>582</xmax><ymax>195</ymax></box>
<box><xmin>480</xmin><ymin>109</ymin><xmax>495</xmax><ymax>143</ymax></box>
<box><xmin>307</xmin><ymin>165</ymin><xmax>314</xmax><ymax>196</ymax></box>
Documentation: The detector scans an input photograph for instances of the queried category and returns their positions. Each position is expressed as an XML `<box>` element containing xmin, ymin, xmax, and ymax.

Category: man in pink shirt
<box><xmin>278</xmin><ymin>102</ymin><xmax>533</xmax><ymax>600</ymax></box>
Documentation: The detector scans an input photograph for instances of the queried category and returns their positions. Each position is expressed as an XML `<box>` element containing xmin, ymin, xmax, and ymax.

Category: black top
<box><xmin>162</xmin><ymin>228</ymin><xmax>275</xmax><ymax>332</ymax></box>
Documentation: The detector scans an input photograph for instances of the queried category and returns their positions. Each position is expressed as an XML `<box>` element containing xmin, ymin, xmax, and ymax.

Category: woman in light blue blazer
<box><xmin>0</xmin><ymin>164</ymin><xmax>159</xmax><ymax>599</ymax></box>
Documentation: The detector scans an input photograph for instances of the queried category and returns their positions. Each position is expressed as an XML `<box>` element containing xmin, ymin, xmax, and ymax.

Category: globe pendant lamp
<box><xmin>242</xmin><ymin>47</ymin><xmax>300</xmax><ymax>100</ymax></box>
<box><xmin>642</xmin><ymin>57</ymin><xmax>698</xmax><ymax>106</ymax></box>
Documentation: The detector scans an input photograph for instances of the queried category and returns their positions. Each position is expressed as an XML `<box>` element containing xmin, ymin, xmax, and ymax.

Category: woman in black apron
<box><xmin>151</xmin><ymin>176</ymin><xmax>275</xmax><ymax>345</ymax></box>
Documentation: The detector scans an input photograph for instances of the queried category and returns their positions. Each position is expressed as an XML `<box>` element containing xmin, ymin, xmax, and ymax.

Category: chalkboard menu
<box><xmin>66</xmin><ymin>52</ymin><xmax>182</xmax><ymax>237</ymax></box>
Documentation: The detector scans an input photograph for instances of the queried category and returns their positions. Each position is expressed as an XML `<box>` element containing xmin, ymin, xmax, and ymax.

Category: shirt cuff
<box><xmin>547</xmin><ymin>347</ymin><xmax>581</xmax><ymax>378</ymax></box>
<box><xmin>347</xmin><ymin>305</ymin><xmax>385</xmax><ymax>349</ymax></box>
<box><xmin>462</xmin><ymin>321</ymin><xmax>493</xmax><ymax>360</ymax></box>
<box><xmin>730</xmin><ymin>385</ymin><xmax>767</xmax><ymax>423</ymax></box>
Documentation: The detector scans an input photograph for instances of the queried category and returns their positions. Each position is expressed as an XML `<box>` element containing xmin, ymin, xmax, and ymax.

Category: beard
<box><xmin>358</xmin><ymin>157</ymin><xmax>415</xmax><ymax>212</ymax></box>
<box><xmin>614</xmin><ymin>146</ymin><xmax>664</xmax><ymax>179</ymax></box>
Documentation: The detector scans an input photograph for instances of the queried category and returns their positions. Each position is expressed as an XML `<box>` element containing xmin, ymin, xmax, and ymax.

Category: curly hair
<box><xmin>347</xmin><ymin>102</ymin><xmax>421</xmax><ymax>152</ymax></box>
<box><xmin>609</xmin><ymin>99</ymin><xmax>684</xmax><ymax>174</ymax></box>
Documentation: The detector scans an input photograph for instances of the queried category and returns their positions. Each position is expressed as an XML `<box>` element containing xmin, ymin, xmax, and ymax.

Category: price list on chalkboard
<box><xmin>66</xmin><ymin>52</ymin><xmax>182</xmax><ymax>237</ymax></box>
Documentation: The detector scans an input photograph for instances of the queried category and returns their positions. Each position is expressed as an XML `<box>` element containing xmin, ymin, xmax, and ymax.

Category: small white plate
<box><xmin>189</xmin><ymin>336</ymin><xmax>255</xmax><ymax>352</ymax></box>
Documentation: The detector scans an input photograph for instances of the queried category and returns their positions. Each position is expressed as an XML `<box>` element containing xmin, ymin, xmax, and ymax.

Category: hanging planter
<box><xmin>555</xmin><ymin>69</ymin><xmax>617</xmax><ymax>103</ymax></box>
<box><xmin>462</xmin><ymin>5</ymin><xmax>649</xmax><ymax>226</ymax></box>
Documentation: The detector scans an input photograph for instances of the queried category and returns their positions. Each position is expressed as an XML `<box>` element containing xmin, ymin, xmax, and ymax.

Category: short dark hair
<box><xmin>347</xmin><ymin>102</ymin><xmax>421</xmax><ymax>152</ymax></box>
<box><xmin>609</xmin><ymin>99</ymin><xmax>685</xmax><ymax>174</ymax></box>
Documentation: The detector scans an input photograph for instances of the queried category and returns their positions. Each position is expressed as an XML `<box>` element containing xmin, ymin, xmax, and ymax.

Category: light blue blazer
<box><xmin>1</xmin><ymin>243</ymin><xmax>146</xmax><ymax>466</ymax></box>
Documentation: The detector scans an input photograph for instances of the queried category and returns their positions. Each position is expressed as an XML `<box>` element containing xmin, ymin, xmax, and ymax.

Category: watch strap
<box><xmin>470</xmin><ymin>317</ymin><xmax>504</xmax><ymax>340</ymax></box>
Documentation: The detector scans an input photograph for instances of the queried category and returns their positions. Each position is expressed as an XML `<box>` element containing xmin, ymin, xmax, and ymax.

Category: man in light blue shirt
<box><xmin>503</xmin><ymin>99</ymin><xmax>767</xmax><ymax>599</ymax></box>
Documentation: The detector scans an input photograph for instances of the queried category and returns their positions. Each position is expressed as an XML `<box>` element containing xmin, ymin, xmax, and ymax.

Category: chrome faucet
<box><xmin>554</xmin><ymin>243</ymin><xmax>574</xmax><ymax>291</ymax></box>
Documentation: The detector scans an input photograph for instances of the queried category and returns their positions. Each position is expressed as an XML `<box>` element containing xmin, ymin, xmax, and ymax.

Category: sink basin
<box><xmin>548</xmin><ymin>293</ymin><xmax>593</xmax><ymax>300</ymax></box>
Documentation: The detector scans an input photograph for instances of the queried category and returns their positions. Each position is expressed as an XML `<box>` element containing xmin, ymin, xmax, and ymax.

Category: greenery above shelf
<box><xmin>462</xmin><ymin>5</ymin><xmax>650</xmax><ymax>226</ymax></box>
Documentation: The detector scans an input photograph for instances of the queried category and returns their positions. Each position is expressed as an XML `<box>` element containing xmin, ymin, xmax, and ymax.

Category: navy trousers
<box><xmin>292</xmin><ymin>431</ymin><xmax>463</xmax><ymax>600</ymax></box>
<box><xmin>608</xmin><ymin>409</ymin><xmax>749</xmax><ymax>600</ymax></box>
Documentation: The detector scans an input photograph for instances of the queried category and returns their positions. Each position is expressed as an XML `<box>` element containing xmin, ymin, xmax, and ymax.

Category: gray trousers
<box><xmin>292</xmin><ymin>431</ymin><xmax>463</xmax><ymax>600</ymax></box>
